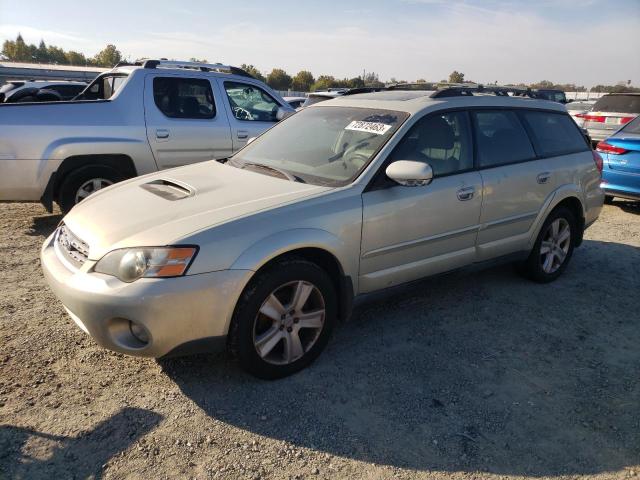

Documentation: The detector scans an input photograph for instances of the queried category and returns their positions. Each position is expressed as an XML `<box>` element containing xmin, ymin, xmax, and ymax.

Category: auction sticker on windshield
<box><xmin>345</xmin><ymin>120</ymin><xmax>392</xmax><ymax>135</ymax></box>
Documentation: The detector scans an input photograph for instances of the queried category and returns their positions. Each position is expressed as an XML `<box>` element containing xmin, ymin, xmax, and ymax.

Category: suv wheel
<box><xmin>229</xmin><ymin>258</ymin><xmax>337</xmax><ymax>379</ymax></box>
<box><xmin>58</xmin><ymin>165</ymin><xmax>124</xmax><ymax>213</ymax></box>
<box><xmin>519</xmin><ymin>207</ymin><xmax>577</xmax><ymax>283</ymax></box>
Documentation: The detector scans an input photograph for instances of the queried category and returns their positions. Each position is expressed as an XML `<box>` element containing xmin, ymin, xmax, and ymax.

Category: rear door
<box><xmin>144</xmin><ymin>74</ymin><xmax>233</xmax><ymax>169</ymax></box>
<box><xmin>216</xmin><ymin>79</ymin><xmax>283</xmax><ymax>151</ymax></box>
<box><xmin>472</xmin><ymin>109</ymin><xmax>558</xmax><ymax>260</ymax></box>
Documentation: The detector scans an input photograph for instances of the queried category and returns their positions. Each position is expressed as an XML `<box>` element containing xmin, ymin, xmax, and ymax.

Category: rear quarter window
<box><xmin>521</xmin><ymin>111</ymin><xmax>588</xmax><ymax>157</ymax></box>
<box><xmin>593</xmin><ymin>95</ymin><xmax>640</xmax><ymax>114</ymax></box>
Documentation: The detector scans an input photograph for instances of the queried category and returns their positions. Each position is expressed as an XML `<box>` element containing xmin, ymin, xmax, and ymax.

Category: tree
<box><xmin>66</xmin><ymin>51</ymin><xmax>87</xmax><ymax>65</ymax></box>
<box><xmin>47</xmin><ymin>45</ymin><xmax>67</xmax><ymax>64</ymax></box>
<box><xmin>92</xmin><ymin>44</ymin><xmax>122</xmax><ymax>67</ymax></box>
<box><xmin>36</xmin><ymin>40</ymin><xmax>49</xmax><ymax>63</ymax></box>
<box><xmin>240</xmin><ymin>64</ymin><xmax>265</xmax><ymax>82</ymax></box>
<box><xmin>189</xmin><ymin>57</ymin><xmax>208</xmax><ymax>63</ymax></box>
<box><xmin>347</xmin><ymin>77</ymin><xmax>365</xmax><ymax>88</ymax></box>
<box><xmin>266</xmin><ymin>68</ymin><xmax>292</xmax><ymax>90</ymax></box>
<box><xmin>364</xmin><ymin>72</ymin><xmax>383</xmax><ymax>87</ymax></box>
<box><xmin>311</xmin><ymin>75</ymin><xmax>337</xmax><ymax>91</ymax></box>
<box><xmin>291</xmin><ymin>70</ymin><xmax>315</xmax><ymax>92</ymax></box>
<box><xmin>448</xmin><ymin>71</ymin><xmax>465</xmax><ymax>83</ymax></box>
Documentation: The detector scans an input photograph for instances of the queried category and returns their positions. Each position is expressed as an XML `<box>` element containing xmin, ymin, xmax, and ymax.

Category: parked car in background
<box><xmin>301</xmin><ymin>88</ymin><xmax>380</xmax><ymax>108</ymax></box>
<box><xmin>283</xmin><ymin>96</ymin><xmax>307</xmax><ymax>109</ymax></box>
<box><xmin>0</xmin><ymin>60</ymin><xmax>293</xmax><ymax>213</ymax></box>
<box><xmin>534</xmin><ymin>89</ymin><xmax>569</xmax><ymax>104</ymax></box>
<box><xmin>41</xmin><ymin>85</ymin><xmax>603</xmax><ymax>379</ymax></box>
<box><xmin>0</xmin><ymin>80</ymin><xmax>87</xmax><ymax>102</ymax></box>
<box><xmin>566</xmin><ymin>100</ymin><xmax>597</xmax><ymax>127</ymax></box>
<box><xmin>597</xmin><ymin>115</ymin><xmax>640</xmax><ymax>202</ymax></box>
<box><xmin>582</xmin><ymin>93</ymin><xmax>640</xmax><ymax>145</ymax></box>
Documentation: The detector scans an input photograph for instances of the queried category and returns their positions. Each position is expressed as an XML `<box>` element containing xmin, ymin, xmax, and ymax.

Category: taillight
<box><xmin>592</xmin><ymin>150</ymin><xmax>603</xmax><ymax>174</ymax></box>
<box><xmin>620</xmin><ymin>116</ymin><xmax>636</xmax><ymax>124</ymax></box>
<box><xmin>583</xmin><ymin>114</ymin><xmax>606</xmax><ymax>123</ymax></box>
<box><xmin>596</xmin><ymin>141</ymin><xmax>628</xmax><ymax>155</ymax></box>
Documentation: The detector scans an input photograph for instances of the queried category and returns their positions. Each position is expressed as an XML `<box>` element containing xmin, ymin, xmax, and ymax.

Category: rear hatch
<box><xmin>600</xmin><ymin>135</ymin><xmax>640</xmax><ymax>175</ymax></box>
<box><xmin>583</xmin><ymin>94</ymin><xmax>640</xmax><ymax>133</ymax></box>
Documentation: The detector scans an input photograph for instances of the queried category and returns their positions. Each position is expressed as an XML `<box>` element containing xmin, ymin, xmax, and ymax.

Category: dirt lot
<box><xmin>0</xmin><ymin>201</ymin><xmax>639</xmax><ymax>480</ymax></box>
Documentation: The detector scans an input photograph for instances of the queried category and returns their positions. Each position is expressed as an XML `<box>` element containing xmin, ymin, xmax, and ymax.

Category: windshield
<box><xmin>230</xmin><ymin>106</ymin><xmax>408</xmax><ymax>186</ymax></box>
<box><xmin>593</xmin><ymin>95</ymin><xmax>640</xmax><ymax>114</ymax></box>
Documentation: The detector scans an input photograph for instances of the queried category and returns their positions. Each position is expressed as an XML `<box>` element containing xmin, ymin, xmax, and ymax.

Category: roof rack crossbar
<box><xmin>429</xmin><ymin>83</ymin><xmax>536</xmax><ymax>99</ymax></box>
<box><xmin>140</xmin><ymin>60</ymin><xmax>254</xmax><ymax>78</ymax></box>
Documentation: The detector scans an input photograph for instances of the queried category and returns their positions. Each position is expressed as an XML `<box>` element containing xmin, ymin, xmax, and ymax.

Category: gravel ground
<box><xmin>1</xmin><ymin>200</ymin><xmax>639</xmax><ymax>480</ymax></box>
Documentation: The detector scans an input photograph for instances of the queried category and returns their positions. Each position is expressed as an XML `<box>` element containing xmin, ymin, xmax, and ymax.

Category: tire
<box><xmin>228</xmin><ymin>258</ymin><xmax>337</xmax><ymax>379</ymax></box>
<box><xmin>57</xmin><ymin>165</ymin><xmax>125</xmax><ymax>214</ymax></box>
<box><xmin>604</xmin><ymin>195</ymin><xmax>614</xmax><ymax>204</ymax></box>
<box><xmin>519</xmin><ymin>207</ymin><xmax>577</xmax><ymax>283</ymax></box>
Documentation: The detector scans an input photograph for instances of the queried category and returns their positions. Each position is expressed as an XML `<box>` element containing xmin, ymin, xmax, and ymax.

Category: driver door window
<box><xmin>223</xmin><ymin>81</ymin><xmax>280</xmax><ymax>122</ymax></box>
<box><xmin>387</xmin><ymin>110</ymin><xmax>473</xmax><ymax>177</ymax></box>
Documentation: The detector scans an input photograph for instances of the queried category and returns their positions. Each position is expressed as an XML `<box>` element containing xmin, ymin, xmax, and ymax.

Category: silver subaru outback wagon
<box><xmin>41</xmin><ymin>86</ymin><xmax>604</xmax><ymax>379</ymax></box>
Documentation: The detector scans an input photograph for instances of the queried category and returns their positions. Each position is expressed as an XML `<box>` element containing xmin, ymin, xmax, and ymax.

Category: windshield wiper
<box><xmin>241</xmin><ymin>162</ymin><xmax>305</xmax><ymax>183</ymax></box>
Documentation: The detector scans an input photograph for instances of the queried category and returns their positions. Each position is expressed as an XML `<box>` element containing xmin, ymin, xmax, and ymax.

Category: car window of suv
<box><xmin>224</xmin><ymin>81</ymin><xmax>280</xmax><ymax>122</ymax></box>
<box><xmin>473</xmin><ymin>110</ymin><xmax>536</xmax><ymax>168</ymax></box>
<box><xmin>387</xmin><ymin>111</ymin><xmax>473</xmax><ymax>177</ymax></box>
<box><xmin>153</xmin><ymin>77</ymin><xmax>215</xmax><ymax>119</ymax></box>
<box><xmin>520</xmin><ymin>111</ymin><xmax>588</xmax><ymax>157</ymax></box>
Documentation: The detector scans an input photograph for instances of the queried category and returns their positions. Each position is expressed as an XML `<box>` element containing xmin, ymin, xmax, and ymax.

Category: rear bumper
<box><xmin>41</xmin><ymin>232</ymin><xmax>252</xmax><ymax>358</ymax></box>
<box><xmin>601</xmin><ymin>169</ymin><xmax>640</xmax><ymax>200</ymax></box>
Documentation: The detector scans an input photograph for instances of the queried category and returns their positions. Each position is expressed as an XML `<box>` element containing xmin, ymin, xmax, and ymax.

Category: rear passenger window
<box><xmin>521</xmin><ymin>111</ymin><xmax>588</xmax><ymax>157</ymax></box>
<box><xmin>153</xmin><ymin>77</ymin><xmax>215</xmax><ymax>119</ymax></box>
<box><xmin>388</xmin><ymin>111</ymin><xmax>473</xmax><ymax>177</ymax></box>
<box><xmin>473</xmin><ymin>111</ymin><xmax>536</xmax><ymax>168</ymax></box>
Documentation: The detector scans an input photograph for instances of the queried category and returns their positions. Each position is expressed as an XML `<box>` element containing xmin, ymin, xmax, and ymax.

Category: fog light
<box><xmin>129</xmin><ymin>321</ymin><xmax>150</xmax><ymax>344</ymax></box>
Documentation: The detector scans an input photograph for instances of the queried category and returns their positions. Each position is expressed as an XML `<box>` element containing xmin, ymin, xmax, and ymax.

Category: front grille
<box><xmin>55</xmin><ymin>224</ymin><xmax>89</xmax><ymax>268</ymax></box>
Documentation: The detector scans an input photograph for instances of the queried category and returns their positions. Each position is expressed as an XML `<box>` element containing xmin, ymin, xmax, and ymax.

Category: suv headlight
<box><xmin>94</xmin><ymin>247</ymin><xmax>197</xmax><ymax>283</ymax></box>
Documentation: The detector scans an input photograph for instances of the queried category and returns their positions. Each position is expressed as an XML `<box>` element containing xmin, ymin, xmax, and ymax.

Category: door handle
<box><xmin>237</xmin><ymin>130</ymin><xmax>249</xmax><ymax>139</ymax></box>
<box><xmin>156</xmin><ymin>129</ymin><xmax>170</xmax><ymax>139</ymax></box>
<box><xmin>457</xmin><ymin>186</ymin><xmax>475</xmax><ymax>201</ymax></box>
<box><xmin>537</xmin><ymin>172</ymin><xmax>551</xmax><ymax>184</ymax></box>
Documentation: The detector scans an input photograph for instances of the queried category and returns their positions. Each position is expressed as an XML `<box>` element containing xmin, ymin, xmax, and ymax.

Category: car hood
<box><xmin>63</xmin><ymin>160</ymin><xmax>331</xmax><ymax>260</ymax></box>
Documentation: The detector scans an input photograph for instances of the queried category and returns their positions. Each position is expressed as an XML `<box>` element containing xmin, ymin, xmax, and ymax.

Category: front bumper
<box><xmin>41</xmin><ymin>233</ymin><xmax>252</xmax><ymax>358</ymax></box>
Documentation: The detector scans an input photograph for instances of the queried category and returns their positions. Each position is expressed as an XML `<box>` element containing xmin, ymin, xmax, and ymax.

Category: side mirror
<box><xmin>386</xmin><ymin>160</ymin><xmax>433</xmax><ymax>187</ymax></box>
<box><xmin>276</xmin><ymin>106</ymin><xmax>293</xmax><ymax>121</ymax></box>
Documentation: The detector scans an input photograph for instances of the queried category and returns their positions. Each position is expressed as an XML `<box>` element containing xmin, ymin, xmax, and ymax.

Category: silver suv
<box><xmin>0</xmin><ymin>60</ymin><xmax>293</xmax><ymax>213</ymax></box>
<box><xmin>41</xmin><ymin>86</ymin><xmax>604</xmax><ymax>379</ymax></box>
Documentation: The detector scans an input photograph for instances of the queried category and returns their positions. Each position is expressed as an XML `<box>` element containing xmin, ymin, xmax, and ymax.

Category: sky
<box><xmin>1</xmin><ymin>0</ymin><xmax>639</xmax><ymax>87</ymax></box>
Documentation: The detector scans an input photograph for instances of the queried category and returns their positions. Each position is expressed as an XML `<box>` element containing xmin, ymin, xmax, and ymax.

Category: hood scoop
<box><xmin>140</xmin><ymin>179</ymin><xmax>194</xmax><ymax>201</ymax></box>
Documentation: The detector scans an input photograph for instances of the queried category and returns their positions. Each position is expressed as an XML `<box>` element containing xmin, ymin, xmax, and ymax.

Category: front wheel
<box><xmin>58</xmin><ymin>165</ymin><xmax>125</xmax><ymax>214</ymax></box>
<box><xmin>229</xmin><ymin>258</ymin><xmax>337</xmax><ymax>379</ymax></box>
<box><xmin>519</xmin><ymin>207</ymin><xmax>577</xmax><ymax>283</ymax></box>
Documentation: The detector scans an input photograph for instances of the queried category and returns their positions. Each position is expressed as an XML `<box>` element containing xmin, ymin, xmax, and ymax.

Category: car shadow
<box><xmin>27</xmin><ymin>213</ymin><xmax>63</xmax><ymax>238</ymax></box>
<box><xmin>162</xmin><ymin>239</ymin><xmax>640</xmax><ymax>477</ymax></box>
<box><xmin>0</xmin><ymin>407</ymin><xmax>163</xmax><ymax>479</ymax></box>
<box><xmin>612</xmin><ymin>199</ymin><xmax>640</xmax><ymax>215</ymax></box>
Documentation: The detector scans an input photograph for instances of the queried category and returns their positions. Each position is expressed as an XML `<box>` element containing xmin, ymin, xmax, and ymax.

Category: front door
<box><xmin>144</xmin><ymin>74</ymin><xmax>233</xmax><ymax>169</ymax></box>
<box><xmin>360</xmin><ymin>110</ymin><xmax>483</xmax><ymax>293</ymax></box>
<box><xmin>217</xmin><ymin>79</ymin><xmax>283</xmax><ymax>151</ymax></box>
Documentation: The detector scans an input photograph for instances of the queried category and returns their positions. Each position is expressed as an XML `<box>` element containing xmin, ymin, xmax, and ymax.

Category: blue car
<box><xmin>597</xmin><ymin>115</ymin><xmax>640</xmax><ymax>202</ymax></box>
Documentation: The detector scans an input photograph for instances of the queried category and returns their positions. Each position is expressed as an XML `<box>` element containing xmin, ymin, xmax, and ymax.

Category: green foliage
<box><xmin>266</xmin><ymin>68</ymin><xmax>292</xmax><ymax>90</ymax></box>
<box><xmin>240</xmin><ymin>64</ymin><xmax>265</xmax><ymax>82</ymax></box>
<box><xmin>291</xmin><ymin>70</ymin><xmax>315</xmax><ymax>92</ymax></box>
<box><xmin>1</xmin><ymin>34</ymin><xmax>119</xmax><ymax>67</ymax></box>
<box><xmin>448</xmin><ymin>71</ymin><xmax>465</xmax><ymax>83</ymax></box>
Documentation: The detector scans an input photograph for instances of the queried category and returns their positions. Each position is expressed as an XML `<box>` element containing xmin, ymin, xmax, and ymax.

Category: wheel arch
<box><xmin>230</xmin><ymin>230</ymin><xmax>356</xmax><ymax>323</ymax></box>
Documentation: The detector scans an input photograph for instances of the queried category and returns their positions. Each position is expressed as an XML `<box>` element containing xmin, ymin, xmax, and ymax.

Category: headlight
<box><xmin>94</xmin><ymin>246</ymin><xmax>197</xmax><ymax>282</ymax></box>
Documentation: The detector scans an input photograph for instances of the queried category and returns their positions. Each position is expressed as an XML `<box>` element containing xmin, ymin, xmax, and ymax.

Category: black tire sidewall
<box><xmin>230</xmin><ymin>259</ymin><xmax>337</xmax><ymax>380</ymax></box>
<box><xmin>58</xmin><ymin>165</ymin><xmax>124</xmax><ymax>213</ymax></box>
<box><xmin>525</xmin><ymin>206</ymin><xmax>577</xmax><ymax>283</ymax></box>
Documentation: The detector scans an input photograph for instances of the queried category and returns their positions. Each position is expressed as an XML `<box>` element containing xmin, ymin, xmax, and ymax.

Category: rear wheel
<box><xmin>519</xmin><ymin>207</ymin><xmax>577</xmax><ymax>283</ymax></box>
<box><xmin>229</xmin><ymin>258</ymin><xmax>337</xmax><ymax>379</ymax></box>
<box><xmin>58</xmin><ymin>165</ymin><xmax>125</xmax><ymax>213</ymax></box>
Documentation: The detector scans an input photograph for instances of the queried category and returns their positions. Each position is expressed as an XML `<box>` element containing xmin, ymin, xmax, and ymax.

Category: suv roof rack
<box><xmin>138</xmin><ymin>59</ymin><xmax>254</xmax><ymax>78</ymax></box>
<box><xmin>429</xmin><ymin>83</ymin><xmax>536</xmax><ymax>99</ymax></box>
<box><xmin>387</xmin><ymin>82</ymin><xmax>435</xmax><ymax>91</ymax></box>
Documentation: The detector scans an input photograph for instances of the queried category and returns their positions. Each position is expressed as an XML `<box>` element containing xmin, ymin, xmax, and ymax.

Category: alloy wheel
<box><xmin>75</xmin><ymin>178</ymin><xmax>114</xmax><ymax>204</ymax></box>
<box><xmin>540</xmin><ymin>218</ymin><xmax>571</xmax><ymax>274</ymax></box>
<box><xmin>253</xmin><ymin>280</ymin><xmax>325</xmax><ymax>365</ymax></box>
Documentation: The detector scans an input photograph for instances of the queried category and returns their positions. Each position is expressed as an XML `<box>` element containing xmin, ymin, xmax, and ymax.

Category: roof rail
<box><xmin>342</xmin><ymin>87</ymin><xmax>385</xmax><ymax>95</ymax></box>
<box><xmin>387</xmin><ymin>82</ymin><xmax>435</xmax><ymax>91</ymax></box>
<box><xmin>430</xmin><ymin>83</ymin><xmax>536</xmax><ymax>99</ymax></box>
<box><xmin>140</xmin><ymin>59</ymin><xmax>254</xmax><ymax>78</ymax></box>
